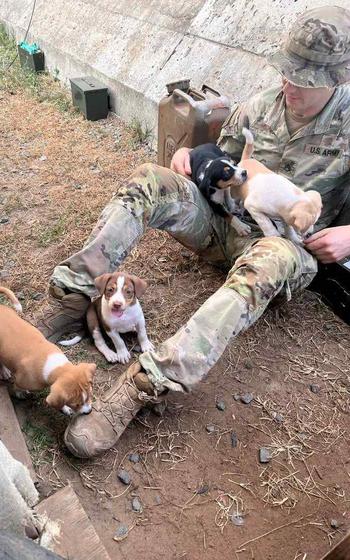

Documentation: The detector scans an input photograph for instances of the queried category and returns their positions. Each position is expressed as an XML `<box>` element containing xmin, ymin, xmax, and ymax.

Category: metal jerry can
<box><xmin>158</xmin><ymin>79</ymin><xmax>231</xmax><ymax>168</ymax></box>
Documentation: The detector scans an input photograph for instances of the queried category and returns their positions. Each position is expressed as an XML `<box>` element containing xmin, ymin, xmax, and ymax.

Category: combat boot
<box><xmin>36</xmin><ymin>285</ymin><xmax>90</xmax><ymax>343</ymax></box>
<box><xmin>64</xmin><ymin>361</ymin><xmax>161</xmax><ymax>458</ymax></box>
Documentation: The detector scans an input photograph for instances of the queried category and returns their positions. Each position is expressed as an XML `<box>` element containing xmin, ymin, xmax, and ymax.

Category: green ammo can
<box><xmin>18</xmin><ymin>42</ymin><xmax>45</xmax><ymax>73</ymax></box>
<box><xmin>70</xmin><ymin>77</ymin><xmax>109</xmax><ymax>121</ymax></box>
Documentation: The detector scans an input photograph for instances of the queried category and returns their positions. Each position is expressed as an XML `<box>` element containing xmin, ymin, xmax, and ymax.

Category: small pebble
<box><xmin>240</xmin><ymin>393</ymin><xmax>253</xmax><ymax>405</ymax></box>
<box><xmin>114</xmin><ymin>525</ymin><xmax>128</xmax><ymax>541</ymax></box>
<box><xmin>155</xmin><ymin>495</ymin><xmax>162</xmax><ymax>505</ymax></box>
<box><xmin>206</xmin><ymin>424</ymin><xmax>216</xmax><ymax>433</ymax></box>
<box><xmin>39</xmin><ymin>155</ymin><xmax>47</xmax><ymax>161</ymax></box>
<box><xmin>0</xmin><ymin>217</ymin><xmax>9</xmax><ymax>224</ymax></box>
<box><xmin>131</xmin><ymin>497</ymin><xmax>142</xmax><ymax>512</ymax></box>
<box><xmin>196</xmin><ymin>484</ymin><xmax>209</xmax><ymax>495</ymax></box>
<box><xmin>216</xmin><ymin>400</ymin><xmax>226</xmax><ymax>411</ymax></box>
<box><xmin>259</xmin><ymin>447</ymin><xmax>272</xmax><ymax>464</ymax></box>
<box><xmin>117</xmin><ymin>469</ymin><xmax>131</xmax><ymax>485</ymax></box>
<box><xmin>233</xmin><ymin>393</ymin><xmax>241</xmax><ymax>401</ymax></box>
<box><xmin>330</xmin><ymin>519</ymin><xmax>339</xmax><ymax>529</ymax></box>
<box><xmin>310</xmin><ymin>384</ymin><xmax>320</xmax><ymax>394</ymax></box>
<box><xmin>231</xmin><ymin>432</ymin><xmax>238</xmax><ymax>448</ymax></box>
<box><xmin>272</xmin><ymin>412</ymin><xmax>284</xmax><ymax>423</ymax></box>
<box><xmin>129</xmin><ymin>453</ymin><xmax>141</xmax><ymax>464</ymax></box>
<box><xmin>231</xmin><ymin>514</ymin><xmax>245</xmax><ymax>526</ymax></box>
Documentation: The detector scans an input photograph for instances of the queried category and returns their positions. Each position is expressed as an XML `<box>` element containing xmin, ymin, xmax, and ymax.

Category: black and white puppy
<box><xmin>190</xmin><ymin>144</ymin><xmax>249</xmax><ymax>232</ymax></box>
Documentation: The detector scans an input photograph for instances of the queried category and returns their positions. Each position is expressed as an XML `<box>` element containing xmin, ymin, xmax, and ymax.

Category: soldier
<box><xmin>39</xmin><ymin>6</ymin><xmax>350</xmax><ymax>457</ymax></box>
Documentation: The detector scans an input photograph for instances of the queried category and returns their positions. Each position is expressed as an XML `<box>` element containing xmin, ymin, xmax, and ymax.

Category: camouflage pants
<box><xmin>52</xmin><ymin>163</ymin><xmax>317</xmax><ymax>393</ymax></box>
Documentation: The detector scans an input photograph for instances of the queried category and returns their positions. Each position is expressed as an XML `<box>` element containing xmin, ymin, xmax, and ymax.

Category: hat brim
<box><xmin>268</xmin><ymin>49</ymin><xmax>350</xmax><ymax>88</ymax></box>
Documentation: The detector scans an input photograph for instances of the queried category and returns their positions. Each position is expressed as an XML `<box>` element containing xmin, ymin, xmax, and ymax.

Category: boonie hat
<box><xmin>268</xmin><ymin>6</ymin><xmax>350</xmax><ymax>88</ymax></box>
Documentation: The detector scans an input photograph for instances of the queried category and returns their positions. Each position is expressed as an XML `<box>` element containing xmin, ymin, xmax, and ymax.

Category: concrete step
<box><xmin>0</xmin><ymin>383</ymin><xmax>37</xmax><ymax>483</ymax></box>
<box><xmin>35</xmin><ymin>485</ymin><xmax>112</xmax><ymax>560</ymax></box>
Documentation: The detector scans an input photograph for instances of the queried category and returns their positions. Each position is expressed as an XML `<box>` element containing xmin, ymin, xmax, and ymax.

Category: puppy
<box><xmin>86</xmin><ymin>271</ymin><xmax>154</xmax><ymax>364</ymax></box>
<box><xmin>0</xmin><ymin>286</ymin><xmax>95</xmax><ymax>416</ymax></box>
<box><xmin>190</xmin><ymin>143</ymin><xmax>250</xmax><ymax>235</ymax></box>
<box><xmin>229</xmin><ymin>128</ymin><xmax>323</xmax><ymax>243</ymax></box>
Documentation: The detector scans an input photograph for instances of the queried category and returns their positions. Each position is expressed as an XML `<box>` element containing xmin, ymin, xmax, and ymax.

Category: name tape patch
<box><xmin>304</xmin><ymin>144</ymin><xmax>341</xmax><ymax>157</ymax></box>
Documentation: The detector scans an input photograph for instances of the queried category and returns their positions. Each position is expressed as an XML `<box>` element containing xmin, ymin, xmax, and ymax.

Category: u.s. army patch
<box><xmin>304</xmin><ymin>144</ymin><xmax>341</xmax><ymax>157</ymax></box>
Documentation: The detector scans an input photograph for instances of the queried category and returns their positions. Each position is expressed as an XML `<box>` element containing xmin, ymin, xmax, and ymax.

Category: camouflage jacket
<box><xmin>218</xmin><ymin>85</ymin><xmax>350</xmax><ymax>230</ymax></box>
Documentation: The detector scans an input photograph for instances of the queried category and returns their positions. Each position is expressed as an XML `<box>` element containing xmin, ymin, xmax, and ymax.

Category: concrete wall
<box><xmin>0</xmin><ymin>0</ymin><xmax>348</xmax><ymax>142</ymax></box>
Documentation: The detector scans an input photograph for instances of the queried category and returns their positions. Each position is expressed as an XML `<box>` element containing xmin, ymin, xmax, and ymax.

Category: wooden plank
<box><xmin>0</xmin><ymin>383</ymin><xmax>37</xmax><ymax>482</ymax></box>
<box><xmin>320</xmin><ymin>532</ymin><xmax>350</xmax><ymax>560</ymax></box>
<box><xmin>35</xmin><ymin>486</ymin><xmax>111</xmax><ymax>560</ymax></box>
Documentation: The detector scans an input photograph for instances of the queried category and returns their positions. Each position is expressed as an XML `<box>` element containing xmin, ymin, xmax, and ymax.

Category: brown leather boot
<box><xmin>36</xmin><ymin>285</ymin><xmax>90</xmax><ymax>343</ymax></box>
<box><xmin>64</xmin><ymin>362</ymin><xmax>160</xmax><ymax>458</ymax></box>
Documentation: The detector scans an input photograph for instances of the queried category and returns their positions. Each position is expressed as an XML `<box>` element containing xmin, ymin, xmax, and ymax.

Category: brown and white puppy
<box><xmin>0</xmin><ymin>287</ymin><xmax>95</xmax><ymax>416</ymax></box>
<box><xmin>86</xmin><ymin>271</ymin><xmax>154</xmax><ymax>364</ymax></box>
<box><xmin>229</xmin><ymin>128</ymin><xmax>323</xmax><ymax>243</ymax></box>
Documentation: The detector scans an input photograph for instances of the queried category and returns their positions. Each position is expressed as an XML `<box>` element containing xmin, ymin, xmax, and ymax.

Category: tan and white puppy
<box><xmin>0</xmin><ymin>287</ymin><xmax>95</xmax><ymax>416</ymax></box>
<box><xmin>229</xmin><ymin>128</ymin><xmax>323</xmax><ymax>243</ymax></box>
<box><xmin>86</xmin><ymin>271</ymin><xmax>154</xmax><ymax>364</ymax></box>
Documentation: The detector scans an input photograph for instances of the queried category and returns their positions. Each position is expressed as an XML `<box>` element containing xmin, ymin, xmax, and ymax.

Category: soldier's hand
<box><xmin>304</xmin><ymin>225</ymin><xmax>350</xmax><ymax>263</ymax></box>
<box><xmin>170</xmin><ymin>147</ymin><xmax>192</xmax><ymax>177</ymax></box>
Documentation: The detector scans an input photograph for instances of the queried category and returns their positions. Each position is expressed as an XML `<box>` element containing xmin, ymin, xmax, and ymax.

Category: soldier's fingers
<box><xmin>304</xmin><ymin>229</ymin><xmax>329</xmax><ymax>245</ymax></box>
<box><xmin>305</xmin><ymin>236</ymin><xmax>329</xmax><ymax>251</ymax></box>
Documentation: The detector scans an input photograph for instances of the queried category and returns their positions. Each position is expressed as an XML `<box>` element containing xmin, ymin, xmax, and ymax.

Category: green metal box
<box><xmin>18</xmin><ymin>43</ymin><xmax>45</xmax><ymax>73</ymax></box>
<box><xmin>70</xmin><ymin>77</ymin><xmax>109</xmax><ymax>121</ymax></box>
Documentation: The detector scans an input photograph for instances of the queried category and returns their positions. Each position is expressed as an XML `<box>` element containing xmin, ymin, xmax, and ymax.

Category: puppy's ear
<box><xmin>46</xmin><ymin>384</ymin><xmax>65</xmax><ymax>410</ymax></box>
<box><xmin>94</xmin><ymin>273</ymin><xmax>113</xmax><ymax>295</ymax></box>
<box><xmin>130</xmin><ymin>275</ymin><xmax>148</xmax><ymax>298</ymax></box>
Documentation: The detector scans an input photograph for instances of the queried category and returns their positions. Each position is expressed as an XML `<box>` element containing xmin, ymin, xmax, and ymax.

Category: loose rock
<box><xmin>129</xmin><ymin>453</ymin><xmax>141</xmax><ymax>464</ymax></box>
<box><xmin>231</xmin><ymin>514</ymin><xmax>245</xmax><ymax>526</ymax></box>
<box><xmin>155</xmin><ymin>495</ymin><xmax>162</xmax><ymax>505</ymax></box>
<box><xmin>310</xmin><ymin>384</ymin><xmax>320</xmax><ymax>394</ymax></box>
<box><xmin>330</xmin><ymin>519</ymin><xmax>339</xmax><ymax>529</ymax></box>
<box><xmin>114</xmin><ymin>525</ymin><xmax>128</xmax><ymax>541</ymax></box>
<box><xmin>231</xmin><ymin>432</ymin><xmax>238</xmax><ymax>448</ymax></box>
<box><xmin>233</xmin><ymin>393</ymin><xmax>241</xmax><ymax>401</ymax></box>
<box><xmin>259</xmin><ymin>447</ymin><xmax>272</xmax><ymax>464</ymax></box>
<box><xmin>117</xmin><ymin>469</ymin><xmax>131</xmax><ymax>485</ymax></box>
<box><xmin>240</xmin><ymin>393</ymin><xmax>253</xmax><ymax>405</ymax></box>
<box><xmin>0</xmin><ymin>217</ymin><xmax>9</xmax><ymax>224</ymax></box>
<box><xmin>216</xmin><ymin>399</ymin><xmax>226</xmax><ymax>411</ymax></box>
<box><xmin>272</xmin><ymin>412</ymin><xmax>284</xmax><ymax>423</ymax></box>
<box><xmin>206</xmin><ymin>424</ymin><xmax>216</xmax><ymax>433</ymax></box>
<box><xmin>132</xmin><ymin>497</ymin><xmax>142</xmax><ymax>512</ymax></box>
<box><xmin>196</xmin><ymin>484</ymin><xmax>209</xmax><ymax>495</ymax></box>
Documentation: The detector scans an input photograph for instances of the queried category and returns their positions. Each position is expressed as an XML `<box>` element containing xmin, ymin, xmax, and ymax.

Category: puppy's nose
<box><xmin>241</xmin><ymin>170</ymin><xmax>248</xmax><ymax>180</ymax></box>
<box><xmin>112</xmin><ymin>302</ymin><xmax>122</xmax><ymax>310</ymax></box>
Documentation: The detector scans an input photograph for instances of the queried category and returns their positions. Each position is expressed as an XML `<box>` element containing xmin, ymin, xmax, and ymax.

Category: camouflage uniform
<box><xmin>51</xmin><ymin>8</ymin><xmax>350</xmax><ymax>394</ymax></box>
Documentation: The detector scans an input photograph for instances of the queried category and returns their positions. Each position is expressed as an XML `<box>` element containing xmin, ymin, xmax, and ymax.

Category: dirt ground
<box><xmin>1</xmin><ymin>78</ymin><xmax>350</xmax><ymax>560</ymax></box>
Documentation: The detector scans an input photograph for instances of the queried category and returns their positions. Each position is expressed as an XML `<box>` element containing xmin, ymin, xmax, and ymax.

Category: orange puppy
<box><xmin>0</xmin><ymin>287</ymin><xmax>95</xmax><ymax>416</ymax></box>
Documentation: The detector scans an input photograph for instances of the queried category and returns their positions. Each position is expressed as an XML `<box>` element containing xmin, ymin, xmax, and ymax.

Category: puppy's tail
<box><xmin>241</xmin><ymin>127</ymin><xmax>254</xmax><ymax>160</ymax></box>
<box><xmin>0</xmin><ymin>286</ymin><xmax>22</xmax><ymax>313</ymax></box>
<box><xmin>58</xmin><ymin>335</ymin><xmax>83</xmax><ymax>347</ymax></box>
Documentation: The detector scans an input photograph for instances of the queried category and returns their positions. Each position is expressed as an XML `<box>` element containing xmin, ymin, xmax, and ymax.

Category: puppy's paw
<box><xmin>235</xmin><ymin>222</ymin><xmax>251</xmax><ymax>236</ymax></box>
<box><xmin>116</xmin><ymin>348</ymin><xmax>131</xmax><ymax>364</ymax></box>
<box><xmin>103</xmin><ymin>349</ymin><xmax>121</xmax><ymax>363</ymax></box>
<box><xmin>140</xmin><ymin>339</ymin><xmax>155</xmax><ymax>353</ymax></box>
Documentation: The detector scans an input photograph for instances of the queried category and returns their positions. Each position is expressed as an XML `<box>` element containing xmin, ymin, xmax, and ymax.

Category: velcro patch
<box><xmin>304</xmin><ymin>144</ymin><xmax>341</xmax><ymax>157</ymax></box>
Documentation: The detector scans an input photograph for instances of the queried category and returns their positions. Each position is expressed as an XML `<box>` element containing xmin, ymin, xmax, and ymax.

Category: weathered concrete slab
<box><xmin>0</xmin><ymin>0</ymin><xmax>349</xmax><ymax>141</ymax></box>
